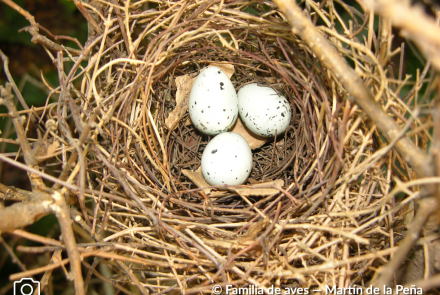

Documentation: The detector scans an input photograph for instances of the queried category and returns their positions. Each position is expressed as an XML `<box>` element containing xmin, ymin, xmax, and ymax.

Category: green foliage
<box><xmin>59</xmin><ymin>0</ymin><xmax>78</xmax><ymax>15</ymax></box>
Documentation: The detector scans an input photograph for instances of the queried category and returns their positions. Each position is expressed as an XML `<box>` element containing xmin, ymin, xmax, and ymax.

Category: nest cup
<box><xmin>104</xmin><ymin>5</ymin><xmax>333</xmax><ymax>191</ymax></box>
<box><xmin>52</xmin><ymin>0</ymin><xmax>419</xmax><ymax>292</ymax></box>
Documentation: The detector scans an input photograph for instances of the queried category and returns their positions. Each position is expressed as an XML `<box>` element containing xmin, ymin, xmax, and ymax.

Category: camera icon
<box><xmin>13</xmin><ymin>278</ymin><xmax>40</xmax><ymax>295</ymax></box>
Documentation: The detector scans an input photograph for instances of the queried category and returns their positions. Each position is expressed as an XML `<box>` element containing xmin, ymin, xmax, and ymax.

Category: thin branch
<box><xmin>11</xmin><ymin>229</ymin><xmax>64</xmax><ymax>247</ymax></box>
<box><xmin>0</xmin><ymin>183</ymin><xmax>31</xmax><ymax>201</ymax></box>
<box><xmin>0</xmin><ymin>193</ymin><xmax>52</xmax><ymax>232</ymax></box>
<box><xmin>0</xmin><ymin>236</ymin><xmax>28</xmax><ymax>273</ymax></box>
<box><xmin>10</xmin><ymin>252</ymin><xmax>96</xmax><ymax>281</ymax></box>
<box><xmin>0</xmin><ymin>50</ymin><xmax>32</xmax><ymax>116</ymax></box>
<box><xmin>34</xmin><ymin>23</ymin><xmax>84</xmax><ymax>50</ymax></box>
<box><xmin>0</xmin><ymin>153</ymin><xmax>75</xmax><ymax>191</ymax></box>
<box><xmin>364</xmin><ymin>0</ymin><xmax>440</xmax><ymax>71</ymax></box>
<box><xmin>116</xmin><ymin>261</ymin><xmax>149</xmax><ymax>295</ymax></box>
<box><xmin>0</xmin><ymin>83</ymin><xmax>46</xmax><ymax>190</ymax></box>
<box><xmin>0</xmin><ymin>0</ymin><xmax>82</xmax><ymax>56</ymax></box>
<box><xmin>49</xmin><ymin>191</ymin><xmax>85</xmax><ymax>295</ymax></box>
<box><xmin>0</xmin><ymin>85</ymin><xmax>33</xmax><ymax>163</ymax></box>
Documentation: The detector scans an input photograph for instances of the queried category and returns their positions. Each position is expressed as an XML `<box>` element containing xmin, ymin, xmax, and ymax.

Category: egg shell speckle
<box><xmin>238</xmin><ymin>83</ymin><xmax>292</xmax><ymax>137</ymax></box>
<box><xmin>201</xmin><ymin>132</ymin><xmax>252</xmax><ymax>185</ymax></box>
<box><xmin>189</xmin><ymin>66</ymin><xmax>238</xmax><ymax>135</ymax></box>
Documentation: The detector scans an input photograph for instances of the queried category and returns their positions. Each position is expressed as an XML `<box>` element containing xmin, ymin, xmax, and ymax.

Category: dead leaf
<box><xmin>227</xmin><ymin>179</ymin><xmax>284</xmax><ymax>197</ymax></box>
<box><xmin>238</xmin><ymin>218</ymin><xmax>271</xmax><ymax>241</ymax></box>
<box><xmin>247</xmin><ymin>178</ymin><xmax>259</xmax><ymax>184</ymax></box>
<box><xmin>231</xmin><ymin>117</ymin><xmax>266</xmax><ymax>149</ymax></box>
<box><xmin>202</xmin><ymin>238</ymin><xmax>254</xmax><ymax>249</ymax></box>
<box><xmin>183</xmin><ymin>168</ymin><xmax>284</xmax><ymax>197</ymax></box>
<box><xmin>181</xmin><ymin>169</ymin><xmax>211</xmax><ymax>195</ymax></box>
<box><xmin>165</xmin><ymin>74</ymin><xmax>197</xmax><ymax>129</ymax></box>
<box><xmin>209</xmin><ymin>62</ymin><xmax>234</xmax><ymax>78</ymax></box>
<box><xmin>202</xmin><ymin>218</ymin><xmax>272</xmax><ymax>248</ymax></box>
<box><xmin>46</xmin><ymin>140</ymin><xmax>60</xmax><ymax>156</ymax></box>
<box><xmin>264</xmin><ymin>77</ymin><xmax>278</xmax><ymax>84</ymax></box>
<box><xmin>165</xmin><ymin>63</ymin><xmax>235</xmax><ymax>129</ymax></box>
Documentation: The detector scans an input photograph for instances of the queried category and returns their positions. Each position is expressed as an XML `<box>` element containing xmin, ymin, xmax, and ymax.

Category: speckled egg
<box><xmin>201</xmin><ymin>132</ymin><xmax>252</xmax><ymax>185</ymax></box>
<box><xmin>189</xmin><ymin>66</ymin><xmax>238</xmax><ymax>136</ymax></box>
<box><xmin>238</xmin><ymin>83</ymin><xmax>292</xmax><ymax>137</ymax></box>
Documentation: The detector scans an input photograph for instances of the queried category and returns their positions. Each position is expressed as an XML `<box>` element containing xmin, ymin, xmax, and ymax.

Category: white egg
<box><xmin>238</xmin><ymin>83</ymin><xmax>292</xmax><ymax>137</ymax></box>
<box><xmin>189</xmin><ymin>66</ymin><xmax>238</xmax><ymax>135</ymax></box>
<box><xmin>201</xmin><ymin>132</ymin><xmax>252</xmax><ymax>185</ymax></box>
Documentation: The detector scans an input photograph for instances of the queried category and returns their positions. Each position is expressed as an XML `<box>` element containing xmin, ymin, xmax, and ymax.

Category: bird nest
<box><xmin>1</xmin><ymin>0</ymin><xmax>439</xmax><ymax>294</ymax></box>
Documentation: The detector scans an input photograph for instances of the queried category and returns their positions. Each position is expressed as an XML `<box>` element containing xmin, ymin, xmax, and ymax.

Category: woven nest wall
<box><xmin>2</xmin><ymin>0</ymin><xmax>440</xmax><ymax>294</ymax></box>
<box><xmin>74</xmin><ymin>1</ymin><xmax>400</xmax><ymax>291</ymax></box>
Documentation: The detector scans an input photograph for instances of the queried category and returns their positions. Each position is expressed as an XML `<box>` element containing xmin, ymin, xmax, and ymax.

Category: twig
<box><xmin>10</xmin><ymin>256</ymin><xmax>70</xmax><ymax>282</ymax></box>
<box><xmin>0</xmin><ymin>193</ymin><xmax>52</xmax><ymax>232</ymax></box>
<box><xmin>0</xmin><ymin>236</ymin><xmax>28</xmax><ymax>273</ymax></box>
<box><xmin>34</xmin><ymin>23</ymin><xmax>84</xmax><ymax>50</ymax></box>
<box><xmin>373</xmin><ymin>196</ymin><xmax>438</xmax><ymax>288</ymax></box>
<box><xmin>0</xmin><ymin>153</ymin><xmax>76</xmax><ymax>191</ymax></box>
<box><xmin>117</xmin><ymin>261</ymin><xmax>149</xmax><ymax>295</ymax></box>
<box><xmin>0</xmin><ymin>183</ymin><xmax>31</xmax><ymax>201</ymax></box>
<box><xmin>56</xmin><ymin>52</ymin><xmax>89</xmax><ymax>225</ymax></box>
<box><xmin>365</xmin><ymin>0</ymin><xmax>440</xmax><ymax>71</ymax></box>
<box><xmin>0</xmin><ymin>83</ymin><xmax>46</xmax><ymax>190</ymax></box>
<box><xmin>283</xmin><ymin>224</ymin><xmax>369</xmax><ymax>245</ymax></box>
<box><xmin>0</xmin><ymin>104</ymin><xmax>56</xmax><ymax>117</ymax></box>
<box><xmin>0</xmin><ymin>50</ymin><xmax>32</xmax><ymax>113</ymax></box>
<box><xmin>111</xmin><ymin>0</ymin><xmax>130</xmax><ymax>54</ymax></box>
<box><xmin>73</xmin><ymin>0</ymin><xmax>121</xmax><ymax>57</ymax></box>
<box><xmin>82</xmin><ymin>260</ymin><xmax>132</xmax><ymax>295</ymax></box>
<box><xmin>39</xmin><ymin>250</ymin><xmax>63</xmax><ymax>294</ymax></box>
<box><xmin>0</xmin><ymin>0</ymin><xmax>82</xmax><ymax>56</ymax></box>
<box><xmin>271</xmin><ymin>247</ymin><xmax>397</xmax><ymax>276</ymax></box>
<box><xmin>10</xmin><ymin>252</ymin><xmax>96</xmax><ymax>281</ymax></box>
<box><xmin>95</xmin><ymin>149</ymin><xmax>158</xmax><ymax>224</ymax></box>
<box><xmin>11</xmin><ymin>229</ymin><xmax>63</xmax><ymax>247</ymax></box>
<box><xmin>49</xmin><ymin>191</ymin><xmax>85</xmax><ymax>295</ymax></box>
